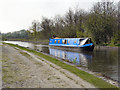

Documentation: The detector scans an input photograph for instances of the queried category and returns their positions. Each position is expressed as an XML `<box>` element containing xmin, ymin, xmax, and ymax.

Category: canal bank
<box><xmin>3</xmin><ymin>43</ymin><xmax>119</xmax><ymax>89</ymax></box>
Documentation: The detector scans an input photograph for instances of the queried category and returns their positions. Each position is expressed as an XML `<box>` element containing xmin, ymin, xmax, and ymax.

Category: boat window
<box><xmin>62</xmin><ymin>40</ymin><xmax>65</xmax><ymax>44</ymax></box>
<box><xmin>62</xmin><ymin>40</ymin><xmax>67</xmax><ymax>44</ymax></box>
<box><xmin>68</xmin><ymin>40</ymin><xmax>70</xmax><ymax>43</ymax></box>
<box><xmin>74</xmin><ymin>40</ymin><xmax>76</xmax><ymax>43</ymax></box>
<box><xmin>55</xmin><ymin>40</ymin><xmax>56</xmax><ymax>43</ymax></box>
<box><xmin>58</xmin><ymin>40</ymin><xmax>60</xmax><ymax>43</ymax></box>
<box><xmin>64</xmin><ymin>40</ymin><xmax>67</xmax><ymax>44</ymax></box>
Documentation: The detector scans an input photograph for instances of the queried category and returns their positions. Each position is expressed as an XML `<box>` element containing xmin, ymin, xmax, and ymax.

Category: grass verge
<box><xmin>4</xmin><ymin>43</ymin><xmax>119</xmax><ymax>89</ymax></box>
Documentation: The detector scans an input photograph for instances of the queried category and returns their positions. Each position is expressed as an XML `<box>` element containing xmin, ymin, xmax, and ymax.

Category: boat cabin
<box><xmin>49</xmin><ymin>38</ymin><xmax>93</xmax><ymax>47</ymax></box>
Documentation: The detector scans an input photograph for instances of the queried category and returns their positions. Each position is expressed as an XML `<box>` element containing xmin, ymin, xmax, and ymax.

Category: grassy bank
<box><xmin>4</xmin><ymin>43</ymin><xmax>119</xmax><ymax>89</ymax></box>
<box><xmin>100</xmin><ymin>43</ymin><xmax>120</xmax><ymax>47</ymax></box>
<box><xmin>107</xmin><ymin>44</ymin><xmax>120</xmax><ymax>47</ymax></box>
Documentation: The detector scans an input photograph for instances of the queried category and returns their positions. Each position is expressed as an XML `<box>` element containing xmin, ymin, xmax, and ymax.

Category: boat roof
<box><xmin>50</xmin><ymin>38</ymin><xmax>88</xmax><ymax>39</ymax></box>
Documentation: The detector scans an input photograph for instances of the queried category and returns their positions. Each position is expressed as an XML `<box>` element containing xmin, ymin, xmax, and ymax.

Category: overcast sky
<box><xmin>0</xmin><ymin>0</ymin><xmax>119</xmax><ymax>33</ymax></box>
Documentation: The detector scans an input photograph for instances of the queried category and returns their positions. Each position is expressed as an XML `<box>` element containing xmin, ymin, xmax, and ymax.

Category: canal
<box><xmin>4</xmin><ymin>41</ymin><xmax>119</xmax><ymax>83</ymax></box>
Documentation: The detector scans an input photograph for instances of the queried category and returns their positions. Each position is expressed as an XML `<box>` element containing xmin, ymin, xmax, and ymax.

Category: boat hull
<box><xmin>80</xmin><ymin>45</ymin><xmax>94</xmax><ymax>51</ymax></box>
<box><xmin>49</xmin><ymin>45</ymin><xmax>94</xmax><ymax>52</ymax></box>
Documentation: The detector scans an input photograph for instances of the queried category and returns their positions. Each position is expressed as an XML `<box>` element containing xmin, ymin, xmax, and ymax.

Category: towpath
<box><xmin>2</xmin><ymin>44</ymin><xmax>96</xmax><ymax>88</ymax></box>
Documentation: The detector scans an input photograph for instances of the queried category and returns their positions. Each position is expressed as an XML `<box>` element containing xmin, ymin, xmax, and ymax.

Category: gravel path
<box><xmin>2</xmin><ymin>44</ymin><xmax>96</xmax><ymax>88</ymax></box>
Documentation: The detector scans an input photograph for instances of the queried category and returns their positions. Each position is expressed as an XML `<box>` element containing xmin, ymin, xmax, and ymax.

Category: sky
<box><xmin>0</xmin><ymin>0</ymin><xmax>119</xmax><ymax>33</ymax></box>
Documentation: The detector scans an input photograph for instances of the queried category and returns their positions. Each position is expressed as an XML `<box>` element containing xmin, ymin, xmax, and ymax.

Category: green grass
<box><xmin>102</xmin><ymin>43</ymin><xmax>120</xmax><ymax>47</ymax></box>
<box><xmin>107</xmin><ymin>44</ymin><xmax>120</xmax><ymax>47</ymax></box>
<box><xmin>4</xmin><ymin>43</ymin><xmax>119</xmax><ymax>89</ymax></box>
<box><xmin>20</xmin><ymin>51</ymin><xmax>32</xmax><ymax>59</ymax></box>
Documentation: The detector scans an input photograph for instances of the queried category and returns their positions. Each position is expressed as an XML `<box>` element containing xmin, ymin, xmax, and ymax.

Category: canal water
<box><xmin>4</xmin><ymin>41</ymin><xmax>119</xmax><ymax>82</ymax></box>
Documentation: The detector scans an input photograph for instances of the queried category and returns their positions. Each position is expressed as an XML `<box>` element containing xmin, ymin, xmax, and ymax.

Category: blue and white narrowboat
<box><xmin>49</xmin><ymin>38</ymin><xmax>94</xmax><ymax>51</ymax></box>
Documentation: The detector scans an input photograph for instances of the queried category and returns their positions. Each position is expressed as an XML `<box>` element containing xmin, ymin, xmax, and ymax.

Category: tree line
<box><xmin>2</xmin><ymin>30</ymin><xmax>29</xmax><ymax>40</ymax></box>
<box><xmin>2</xmin><ymin>1</ymin><xmax>120</xmax><ymax>45</ymax></box>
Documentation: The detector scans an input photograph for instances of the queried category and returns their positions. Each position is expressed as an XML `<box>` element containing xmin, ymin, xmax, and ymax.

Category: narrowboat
<box><xmin>49</xmin><ymin>38</ymin><xmax>94</xmax><ymax>51</ymax></box>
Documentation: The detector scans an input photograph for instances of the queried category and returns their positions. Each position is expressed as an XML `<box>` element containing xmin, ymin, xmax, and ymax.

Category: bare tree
<box><xmin>28</xmin><ymin>20</ymin><xmax>41</xmax><ymax>40</ymax></box>
<box><xmin>40</xmin><ymin>17</ymin><xmax>53</xmax><ymax>38</ymax></box>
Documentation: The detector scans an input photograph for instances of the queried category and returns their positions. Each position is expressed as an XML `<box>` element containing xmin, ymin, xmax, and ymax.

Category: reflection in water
<box><xmin>4</xmin><ymin>41</ymin><xmax>119</xmax><ymax>82</ymax></box>
<box><xmin>49</xmin><ymin>48</ymin><xmax>92</xmax><ymax>66</ymax></box>
<box><xmin>4</xmin><ymin>41</ymin><xmax>35</xmax><ymax>49</ymax></box>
